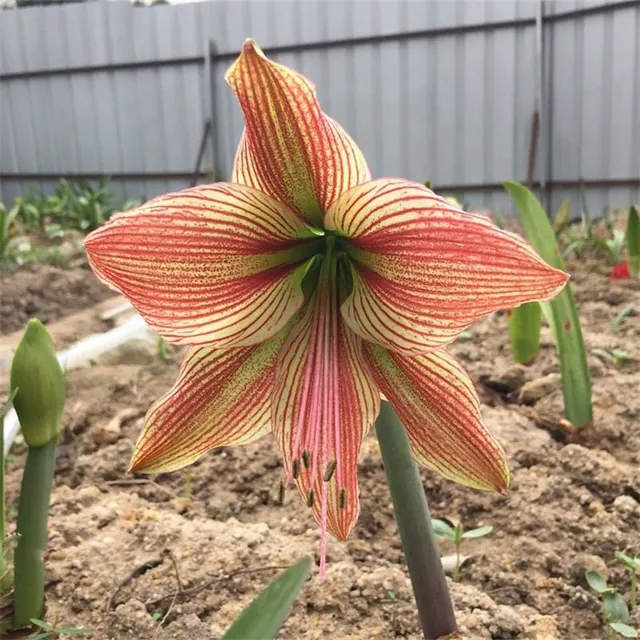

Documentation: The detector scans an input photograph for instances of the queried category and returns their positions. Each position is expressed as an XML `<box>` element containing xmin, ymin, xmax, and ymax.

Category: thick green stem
<box><xmin>13</xmin><ymin>439</ymin><xmax>57</xmax><ymax>629</ymax></box>
<box><xmin>375</xmin><ymin>402</ymin><xmax>458</xmax><ymax>639</ymax></box>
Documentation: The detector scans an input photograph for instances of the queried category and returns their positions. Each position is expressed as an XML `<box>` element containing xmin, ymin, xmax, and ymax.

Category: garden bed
<box><xmin>1</xmin><ymin>255</ymin><xmax>639</xmax><ymax>640</ymax></box>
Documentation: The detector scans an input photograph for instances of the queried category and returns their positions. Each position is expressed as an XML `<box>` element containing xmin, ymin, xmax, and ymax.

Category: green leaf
<box><xmin>508</xmin><ymin>302</ymin><xmax>541</xmax><ymax>365</ymax></box>
<box><xmin>431</xmin><ymin>519</ymin><xmax>456</xmax><ymax>540</ymax></box>
<box><xmin>611</xmin><ymin>304</ymin><xmax>635</xmax><ymax>335</ymax></box>
<box><xmin>30</xmin><ymin>619</ymin><xmax>53</xmax><ymax>631</ymax></box>
<box><xmin>222</xmin><ymin>558</ymin><xmax>312</xmax><ymax>640</ymax></box>
<box><xmin>609</xmin><ymin>622</ymin><xmax>638</xmax><ymax>638</ymax></box>
<box><xmin>553</xmin><ymin>199</ymin><xmax>571</xmax><ymax>233</ymax></box>
<box><xmin>462</xmin><ymin>525</ymin><xmax>493</xmax><ymax>539</ymax></box>
<box><xmin>615</xmin><ymin>551</ymin><xmax>636</xmax><ymax>569</ymax></box>
<box><xmin>627</xmin><ymin>206</ymin><xmax>640</xmax><ymax>278</ymax></box>
<box><xmin>504</xmin><ymin>181</ymin><xmax>592</xmax><ymax>428</ymax></box>
<box><xmin>58</xmin><ymin>627</ymin><xmax>93</xmax><ymax>636</ymax></box>
<box><xmin>585</xmin><ymin>570</ymin><xmax>609</xmax><ymax>593</ymax></box>
<box><xmin>604</xmin><ymin>591</ymin><xmax>630</xmax><ymax>623</ymax></box>
<box><xmin>28</xmin><ymin>633</ymin><xmax>52</xmax><ymax>640</ymax></box>
<box><xmin>453</xmin><ymin>523</ymin><xmax>463</xmax><ymax>543</ymax></box>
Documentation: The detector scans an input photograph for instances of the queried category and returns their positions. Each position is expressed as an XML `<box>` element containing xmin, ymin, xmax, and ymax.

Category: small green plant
<box><xmin>431</xmin><ymin>519</ymin><xmax>493</xmax><ymax>582</ymax></box>
<box><xmin>592</xmin><ymin>348</ymin><xmax>631</xmax><ymax>368</ymax></box>
<box><xmin>0</xmin><ymin>203</ymin><xmax>20</xmax><ymax>261</ymax></box>
<box><xmin>505</xmin><ymin>181</ymin><xmax>592</xmax><ymax>429</ymax></box>
<box><xmin>28</xmin><ymin>618</ymin><xmax>92</xmax><ymax>639</ymax></box>
<box><xmin>585</xmin><ymin>570</ymin><xmax>638</xmax><ymax>638</ymax></box>
<box><xmin>615</xmin><ymin>551</ymin><xmax>639</xmax><ymax>609</ymax></box>
<box><xmin>611</xmin><ymin>304</ymin><xmax>636</xmax><ymax>335</ymax></box>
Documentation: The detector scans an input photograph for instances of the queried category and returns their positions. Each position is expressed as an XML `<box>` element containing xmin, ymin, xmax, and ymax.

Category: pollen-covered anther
<box><xmin>339</xmin><ymin>487</ymin><xmax>347</xmax><ymax>509</ymax></box>
<box><xmin>277</xmin><ymin>479</ymin><xmax>286</xmax><ymax>505</ymax></box>
<box><xmin>306</xmin><ymin>490</ymin><xmax>315</xmax><ymax>508</ymax></box>
<box><xmin>323</xmin><ymin>459</ymin><xmax>337</xmax><ymax>483</ymax></box>
<box><xmin>302</xmin><ymin>450</ymin><xmax>311</xmax><ymax>470</ymax></box>
<box><xmin>292</xmin><ymin>459</ymin><xmax>300</xmax><ymax>480</ymax></box>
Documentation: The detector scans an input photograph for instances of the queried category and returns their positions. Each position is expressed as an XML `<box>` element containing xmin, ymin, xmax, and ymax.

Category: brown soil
<box><xmin>1</xmin><ymin>255</ymin><xmax>639</xmax><ymax>640</ymax></box>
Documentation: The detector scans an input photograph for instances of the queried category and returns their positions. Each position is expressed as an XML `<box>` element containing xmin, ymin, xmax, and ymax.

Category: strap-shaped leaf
<box><xmin>504</xmin><ymin>181</ymin><xmax>592</xmax><ymax>428</ymax></box>
<box><xmin>508</xmin><ymin>302</ymin><xmax>541</xmax><ymax>365</ymax></box>
<box><xmin>222</xmin><ymin>558</ymin><xmax>312</xmax><ymax>640</ymax></box>
<box><xmin>627</xmin><ymin>206</ymin><xmax>640</xmax><ymax>277</ymax></box>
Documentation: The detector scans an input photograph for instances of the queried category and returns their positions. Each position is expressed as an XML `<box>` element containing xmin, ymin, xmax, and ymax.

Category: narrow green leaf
<box><xmin>553</xmin><ymin>199</ymin><xmax>571</xmax><ymax>233</ymax></box>
<box><xmin>222</xmin><ymin>558</ymin><xmax>312</xmax><ymax>640</ymax></box>
<box><xmin>609</xmin><ymin>622</ymin><xmax>638</xmax><ymax>638</ymax></box>
<box><xmin>504</xmin><ymin>181</ymin><xmax>592</xmax><ymax>428</ymax></box>
<box><xmin>508</xmin><ymin>302</ymin><xmax>541</xmax><ymax>365</ymax></box>
<box><xmin>29</xmin><ymin>633</ymin><xmax>52</xmax><ymax>640</ymax></box>
<box><xmin>30</xmin><ymin>619</ymin><xmax>53</xmax><ymax>631</ymax></box>
<box><xmin>627</xmin><ymin>206</ymin><xmax>640</xmax><ymax>278</ymax></box>
<box><xmin>604</xmin><ymin>591</ymin><xmax>630</xmax><ymax>623</ymax></box>
<box><xmin>461</xmin><ymin>525</ymin><xmax>493</xmax><ymax>539</ymax></box>
<box><xmin>615</xmin><ymin>551</ymin><xmax>636</xmax><ymax>569</ymax></box>
<box><xmin>430</xmin><ymin>519</ymin><xmax>456</xmax><ymax>540</ymax></box>
<box><xmin>58</xmin><ymin>628</ymin><xmax>93</xmax><ymax>636</ymax></box>
<box><xmin>611</xmin><ymin>304</ymin><xmax>635</xmax><ymax>335</ymax></box>
<box><xmin>585</xmin><ymin>570</ymin><xmax>609</xmax><ymax>593</ymax></box>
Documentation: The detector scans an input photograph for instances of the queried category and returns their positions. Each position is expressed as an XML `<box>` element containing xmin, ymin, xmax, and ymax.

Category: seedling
<box><xmin>585</xmin><ymin>570</ymin><xmax>638</xmax><ymax>639</ymax></box>
<box><xmin>431</xmin><ymin>519</ymin><xmax>493</xmax><ymax>582</ymax></box>
<box><xmin>28</xmin><ymin>618</ymin><xmax>92</xmax><ymax>639</ymax></box>
<box><xmin>615</xmin><ymin>552</ymin><xmax>640</xmax><ymax>609</ymax></box>
<box><xmin>592</xmin><ymin>348</ymin><xmax>631</xmax><ymax>368</ymax></box>
<box><xmin>611</xmin><ymin>304</ymin><xmax>636</xmax><ymax>335</ymax></box>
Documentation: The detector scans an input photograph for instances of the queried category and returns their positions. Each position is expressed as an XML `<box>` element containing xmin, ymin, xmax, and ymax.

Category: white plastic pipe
<box><xmin>3</xmin><ymin>313</ymin><xmax>154</xmax><ymax>455</ymax></box>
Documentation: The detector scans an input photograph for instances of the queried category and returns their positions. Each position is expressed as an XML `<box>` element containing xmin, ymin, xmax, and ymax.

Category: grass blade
<box><xmin>222</xmin><ymin>558</ymin><xmax>311</xmax><ymax>640</ymax></box>
<box><xmin>627</xmin><ymin>206</ymin><xmax>640</xmax><ymax>278</ymax></box>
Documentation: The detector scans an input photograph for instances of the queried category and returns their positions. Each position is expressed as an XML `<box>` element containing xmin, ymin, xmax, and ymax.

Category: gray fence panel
<box><xmin>0</xmin><ymin>0</ymin><xmax>638</xmax><ymax>215</ymax></box>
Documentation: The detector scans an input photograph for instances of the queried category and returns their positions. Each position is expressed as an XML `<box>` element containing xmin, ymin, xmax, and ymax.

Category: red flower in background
<box><xmin>611</xmin><ymin>262</ymin><xmax>631</xmax><ymax>280</ymax></box>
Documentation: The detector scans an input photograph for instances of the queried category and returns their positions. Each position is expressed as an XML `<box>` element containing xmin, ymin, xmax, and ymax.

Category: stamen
<box><xmin>302</xmin><ymin>450</ymin><xmax>311</xmax><ymax>469</ymax></box>
<box><xmin>306</xmin><ymin>490</ymin><xmax>315</xmax><ymax>508</ymax></box>
<box><xmin>292</xmin><ymin>459</ymin><xmax>300</xmax><ymax>480</ymax></box>
<box><xmin>277</xmin><ymin>479</ymin><xmax>285</xmax><ymax>505</ymax></box>
<box><xmin>323</xmin><ymin>459</ymin><xmax>337</xmax><ymax>483</ymax></box>
<box><xmin>339</xmin><ymin>487</ymin><xmax>347</xmax><ymax>509</ymax></box>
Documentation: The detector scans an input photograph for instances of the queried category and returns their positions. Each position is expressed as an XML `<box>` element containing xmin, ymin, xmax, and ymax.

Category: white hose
<box><xmin>3</xmin><ymin>313</ymin><xmax>154</xmax><ymax>455</ymax></box>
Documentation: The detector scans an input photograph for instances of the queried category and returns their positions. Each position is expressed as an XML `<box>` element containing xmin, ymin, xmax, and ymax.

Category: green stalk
<box><xmin>13</xmin><ymin>439</ymin><xmax>57</xmax><ymax>628</ymax></box>
<box><xmin>375</xmin><ymin>402</ymin><xmax>458</xmax><ymax>639</ymax></box>
<box><xmin>627</xmin><ymin>206</ymin><xmax>640</xmax><ymax>278</ymax></box>
<box><xmin>631</xmin><ymin>570</ymin><xmax>637</xmax><ymax>609</ymax></box>
<box><xmin>508</xmin><ymin>301</ymin><xmax>542</xmax><ymax>365</ymax></box>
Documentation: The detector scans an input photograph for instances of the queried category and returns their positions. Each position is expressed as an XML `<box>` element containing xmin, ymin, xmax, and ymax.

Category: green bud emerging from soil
<box><xmin>10</xmin><ymin>319</ymin><xmax>65</xmax><ymax>447</ymax></box>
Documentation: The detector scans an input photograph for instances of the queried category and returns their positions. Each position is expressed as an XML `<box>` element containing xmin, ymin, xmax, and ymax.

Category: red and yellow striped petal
<box><xmin>129</xmin><ymin>331</ymin><xmax>287</xmax><ymax>473</ymax></box>
<box><xmin>271</xmin><ymin>280</ymin><xmax>380</xmax><ymax>548</ymax></box>
<box><xmin>364</xmin><ymin>344</ymin><xmax>509</xmax><ymax>493</ymax></box>
<box><xmin>84</xmin><ymin>182</ymin><xmax>318</xmax><ymax>347</ymax></box>
<box><xmin>225</xmin><ymin>39</ymin><xmax>371</xmax><ymax>226</ymax></box>
<box><xmin>326</xmin><ymin>179</ymin><xmax>569</xmax><ymax>354</ymax></box>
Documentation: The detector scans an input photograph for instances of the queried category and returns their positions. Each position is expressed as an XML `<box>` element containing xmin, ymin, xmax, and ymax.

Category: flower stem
<box><xmin>375</xmin><ymin>402</ymin><xmax>458</xmax><ymax>639</ymax></box>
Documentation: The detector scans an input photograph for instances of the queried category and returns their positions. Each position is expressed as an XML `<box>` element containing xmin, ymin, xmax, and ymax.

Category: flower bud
<box><xmin>10</xmin><ymin>319</ymin><xmax>65</xmax><ymax>447</ymax></box>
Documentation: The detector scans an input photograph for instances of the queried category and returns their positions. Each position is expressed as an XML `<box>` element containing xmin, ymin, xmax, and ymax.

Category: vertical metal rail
<box><xmin>534</xmin><ymin>0</ymin><xmax>549</xmax><ymax>210</ymax></box>
<box><xmin>208</xmin><ymin>40</ymin><xmax>220</xmax><ymax>182</ymax></box>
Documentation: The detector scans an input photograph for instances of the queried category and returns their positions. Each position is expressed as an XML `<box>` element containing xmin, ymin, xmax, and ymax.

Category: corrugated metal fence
<box><xmin>1</xmin><ymin>0</ymin><xmax>639</xmax><ymax>216</ymax></box>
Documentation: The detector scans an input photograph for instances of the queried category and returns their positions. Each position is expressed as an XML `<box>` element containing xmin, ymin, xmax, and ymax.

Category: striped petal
<box><xmin>129</xmin><ymin>331</ymin><xmax>287</xmax><ymax>473</ymax></box>
<box><xmin>225</xmin><ymin>39</ymin><xmax>371</xmax><ymax>226</ymax></box>
<box><xmin>364</xmin><ymin>344</ymin><xmax>509</xmax><ymax>493</ymax></box>
<box><xmin>84</xmin><ymin>182</ymin><xmax>318</xmax><ymax>347</ymax></box>
<box><xmin>326</xmin><ymin>179</ymin><xmax>569</xmax><ymax>354</ymax></box>
<box><xmin>272</xmin><ymin>276</ymin><xmax>380</xmax><ymax>565</ymax></box>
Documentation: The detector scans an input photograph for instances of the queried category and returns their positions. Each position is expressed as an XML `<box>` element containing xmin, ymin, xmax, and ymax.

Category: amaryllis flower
<box><xmin>84</xmin><ymin>40</ymin><xmax>568</xmax><ymax>575</ymax></box>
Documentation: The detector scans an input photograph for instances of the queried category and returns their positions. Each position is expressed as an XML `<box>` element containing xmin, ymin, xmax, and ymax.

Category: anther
<box><xmin>323</xmin><ymin>459</ymin><xmax>337</xmax><ymax>483</ymax></box>
<box><xmin>306</xmin><ymin>490</ymin><xmax>315</xmax><ymax>508</ymax></box>
<box><xmin>339</xmin><ymin>487</ymin><xmax>347</xmax><ymax>509</ymax></box>
<box><xmin>277</xmin><ymin>479</ymin><xmax>285</xmax><ymax>505</ymax></box>
<box><xmin>292</xmin><ymin>459</ymin><xmax>300</xmax><ymax>480</ymax></box>
<box><xmin>302</xmin><ymin>450</ymin><xmax>311</xmax><ymax>469</ymax></box>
